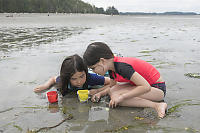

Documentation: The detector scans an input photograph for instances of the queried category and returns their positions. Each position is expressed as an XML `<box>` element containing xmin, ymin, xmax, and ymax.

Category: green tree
<box><xmin>0</xmin><ymin>0</ymin><xmax>3</xmax><ymax>12</ymax></box>
<box><xmin>0</xmin><ymin>0</ymin><xmax>107</xmax><ymax>14</ymax></box>
<box><xmin>106</xmin><ymin>6</ymin><xmax>119</xmax><ymax>15</ymax></box>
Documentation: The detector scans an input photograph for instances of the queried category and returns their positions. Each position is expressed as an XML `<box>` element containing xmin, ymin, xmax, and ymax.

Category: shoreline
<box><xmin>0</xmin><ymin>12</ymin><xmax>199</xmax><ymax>17</ymax></box>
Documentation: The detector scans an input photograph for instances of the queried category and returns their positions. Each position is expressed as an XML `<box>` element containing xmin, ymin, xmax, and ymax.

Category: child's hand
<box><xmin>89</xmin><ymin>89</ymin><xmax>98</xmax><ymax>95</ymax></box>
<box><xmin>34</xmin><ymin>87</ymin><xmax>42</xmax><ymax>93</ymax></box>
<box><xmin>109</xmin><ymin>94</ymin><xmax>124</xmax><ymax>108</ymax></box>
<box><xmin>91</xmin><ymin>93</ymin><xmax>101</xmax><ymax>102</ymax></box>
<box><xmin>34</xmin><ymin>85</ymin><xmax>48</xmax><ymax>93</ymax></box>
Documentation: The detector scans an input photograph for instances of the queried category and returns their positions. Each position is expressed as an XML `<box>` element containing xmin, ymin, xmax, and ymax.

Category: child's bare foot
<box><xmin>155</xmin><ymin>102</ymin><xmax>167</xmax><ymax>118</ymax></box>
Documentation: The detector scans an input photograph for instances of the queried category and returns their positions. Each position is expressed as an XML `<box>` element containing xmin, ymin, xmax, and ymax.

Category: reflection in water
<box><xmin>88</xmin><ymin>106</ymin><xmax>109</xmax><ymax>122</ymax></box>
<box><xmin>0</xmin><ymin>27</ymin><xmax>85</xmax><ymax>54</ymax></box>
<box><xmin>48</xmin><ymin>103</ymin><xmax>59</xmax><ymax>113</ymax></box>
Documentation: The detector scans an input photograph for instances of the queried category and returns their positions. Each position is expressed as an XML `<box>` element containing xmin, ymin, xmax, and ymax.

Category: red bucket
<box><xmin>47</xmin><ymin>91</ymin><xmax>58</xmax><ymax>103</ymax></box>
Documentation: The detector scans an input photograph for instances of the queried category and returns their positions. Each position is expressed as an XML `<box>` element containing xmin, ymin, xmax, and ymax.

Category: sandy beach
<box><xmin>0</xmin><ymin>13</ymin><xmax>200</xmax><ymax>133</ymax></box>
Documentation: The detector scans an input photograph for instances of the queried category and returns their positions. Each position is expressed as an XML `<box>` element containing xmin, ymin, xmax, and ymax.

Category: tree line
<box><xmin>0</xmin><ymin>0</ymin><xmax>119</xmax><ymax>15</ymax></box>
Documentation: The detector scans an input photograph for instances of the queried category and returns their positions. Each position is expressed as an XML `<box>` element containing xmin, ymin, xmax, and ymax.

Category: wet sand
<box><xmin>0</xmin><ymin>13</ymin><xmax>200</xmax><ymax>133</ymax></box>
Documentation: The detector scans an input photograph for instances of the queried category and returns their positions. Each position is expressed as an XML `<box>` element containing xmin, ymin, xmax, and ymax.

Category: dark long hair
<box><xmin>58</xmin><ymin>54</ymin><xmax>88</xmax><ymax>96</ymax></box>
<box><xmin>83</xmin><ymin>42</ymin><xmax>114</xmax><ymax>67</ymax></box>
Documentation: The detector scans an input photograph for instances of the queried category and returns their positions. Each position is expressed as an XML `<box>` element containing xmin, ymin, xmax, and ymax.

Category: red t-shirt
<box><xmin>109</xmin><ymin>56</ymin><xmax>160</xmax><ymax>85</ymax></box>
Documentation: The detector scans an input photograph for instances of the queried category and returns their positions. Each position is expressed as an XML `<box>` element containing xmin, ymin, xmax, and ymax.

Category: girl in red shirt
<box><xmin>83</xmin><ymin>42</ymin><xmax>167</xmax><ymax>118</ymax></box>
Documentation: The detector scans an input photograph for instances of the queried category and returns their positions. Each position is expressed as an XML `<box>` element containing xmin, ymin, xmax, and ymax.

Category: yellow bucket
<box><xmin>77</xmin><ymin>90</ymin><xmax>89</xmax><ymax>103</ymax></box>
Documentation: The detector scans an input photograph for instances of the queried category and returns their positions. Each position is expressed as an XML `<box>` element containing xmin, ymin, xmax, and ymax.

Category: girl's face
<box><xmin>70</xmin><ymin>71</ymin><xmax>86</xmax><ymax>88</ymax></box>
<box><xmin>90</xmin><ymin>61</ymin><xmax>107</xmax><ymax>76</ymax></box>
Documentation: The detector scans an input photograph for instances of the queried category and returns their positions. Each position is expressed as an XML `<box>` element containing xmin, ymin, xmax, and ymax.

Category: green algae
<box><xmin>18</xmin><ymin>80</ymin><xmax>37</xmax><ymax>85</ymax></box>
<box><xmin>131</xmin><ymin>40</ymin><xmax>139</xmax><ymax>42</ymax></box>
<box><xmin>153</xmin><ymin>61</ymin><xmax>176</xmax><ymax>69</ymax></box>
<box><xmin>184</xmin><ymin>73</ymin><xmax>200</xmax><ymax>79</ymax></box>
<box><xmin>148</xmin><ymin>125</ymin><xmax>200</xmax><ymax>133</ymax></box>
<box><xmin>23</xmin><ymin>106</ymin><xmax>47</xmax><ymax>109</ymax></box>
<box><xmin>13</xmin><ymin>125</ymin><xmax>23</xmax><ymax>132</ymax></box>
<box><xmin>62</xmin><ymin>106</ymin><xmax>68</xmax><ymax>114</ymax></box>
<box><xmin>104</xmin><ymin>125</ymin><xmax>133</xmax><ymax>132</ymax></box>
<box><xmin>184</xmin><ymin>62</ymin><xmax>192</xmax><ymax>67</ymax></box>
<box><xmin>139</xmin><ymin>49</ymin><xmax>160</xmax><ymax>53</ymax></box>
<box><xmin>141</xmin><ymin>55</ymin><xmax>151</xmax><ymax>57</ymax></box>
<box><xmin>167</xmin><ymin>101</ymin><xmax>200</xmax><ymax>115</ymax></box>
<box><xmin>184</xmin><ymin>127</ymin><xmax>200</xmax><ymax>133</ymax></box>
<box><xmin>105</xmin><ymin>124</ymin><xmax>200</xmax><ymax>133</ymax></box>
<box><xmin>27</xmin><ymin>114</ymin><xmax>73</xmax><ymax>133</ymax></box>
<box><xmin>0</xmin><ymin>107</ymin><xmax>13</xmax><ymax>113</ymax></box>
<box><xmin>134</xmin><ymin>116</ymin><xmax>145</xmax><ymax>120</ymax></box>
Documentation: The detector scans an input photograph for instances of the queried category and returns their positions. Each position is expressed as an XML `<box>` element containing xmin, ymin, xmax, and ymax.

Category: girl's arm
<box><xmin>109</xmin><ymin>72</ymin><xmax>151</xmax><ymax>108</ymax></box>
<box><xmin>89</xmin><ymin>77</ymin><xmax>110</xmax><ymax>95</ymax></box>
<box><xmin>109</xmin><ymin>78</ymin><xmax>117</xmax><ymax>87</ymax></box>
<box><xmin>91</xmin><ymin>79</ymin><xmax>116</xmax><ymax>102</ymax></box>
<box><xmin>88</xmin><ymin>75</ymin><xmax>111</xmax><ymax>95</ymax></box>
<box><xmin>91</xmin><ymin>85</ymin><xmax>110</xmax><ymax>102</ymax></box>
<box><xmin>120</xmin><ymin>72</ymin><xmax>151</xmax><ymax>100</ymax></box>
<box><xmin>34</xmin><ymin>76</ymin><xmax>57</xmax><ymax>93</ymax></box>
<box><xmin>104</xmin><ymin>77</ymin><xmax>110</xmax><ymax>85</ymax></box>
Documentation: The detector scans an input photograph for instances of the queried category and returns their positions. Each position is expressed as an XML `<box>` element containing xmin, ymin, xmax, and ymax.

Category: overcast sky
<box><xmin>82</xmin><ymin>0</ymin><xmax>200</xmax><ymax>13</ymax></box>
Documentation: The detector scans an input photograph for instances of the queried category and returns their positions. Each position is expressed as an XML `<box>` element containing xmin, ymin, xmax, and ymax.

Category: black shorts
<box><xmin>151</xmin><ymin>82</ymin><xmax>166</xmax><ymax>97</ymax></box>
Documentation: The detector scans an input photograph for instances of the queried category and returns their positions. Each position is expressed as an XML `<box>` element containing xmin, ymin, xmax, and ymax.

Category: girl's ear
<box><xmin>99</xmin><ymin>58</ymin><xmax>106</xmax><ymax>65</ymax></box>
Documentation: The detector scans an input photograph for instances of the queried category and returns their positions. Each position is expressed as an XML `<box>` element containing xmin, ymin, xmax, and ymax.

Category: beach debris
<box><xmin>0</xmin><ymin>55</ymin><xmax>10</xmax><ymax>60</ymax></box>
<box><xmin>105</xmin><ymin>107</ymin><xmax>109</xmax><ymax>111</ymax></box>
<box><xmin>27</xmin><ymin>114</ymin><xmax>73</xmax><ymax>133</ymax></box>
<box><xmin>184</xmin><ymin>73</ymin><xmax>200</xmax><ymax>79</ymax></box>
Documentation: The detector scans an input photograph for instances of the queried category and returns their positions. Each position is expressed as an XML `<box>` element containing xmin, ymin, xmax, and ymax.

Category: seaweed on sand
<box><xmin>167</xmin><ymin>100</ymin><xmax>200</xmax><ymax>115</ymax></box>
<box><xmin>0</xmin><ymin>107</ymin><xmax>13</xmax><ymax>113</ymax></box>
<box><xmin>13</xmin><ymin>125</ymin><xmax>23</xmax><ymax>132</ymax></box>
<box><xmin>104</xmin><ymin>125</ymin><xmax>133</xmax><ymax>132</ymax></box>
<box><xmin>27</xmin><ymin>114</ymin><xmax>73</xmax><ymax>133</ymax></box>
<box><xmin>184</xmin><ymin>73</ymin><xmax>200</xmax><ymax>79</ymax></box>
<box><xmin>139</xmin><ymin>49</ymin><xmax>160</xmax><ymax>54</ymax></box>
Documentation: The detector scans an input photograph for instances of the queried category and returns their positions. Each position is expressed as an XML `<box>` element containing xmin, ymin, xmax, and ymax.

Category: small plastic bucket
<box><xmin>77</xmin><ymin>90</ymin><xmax>89</xmax><ymax>103</ymax></box>
<box><xmin>47</xmin><ymin>91</ymin><xmax>58</xmax><ymax>103</ymax></box>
